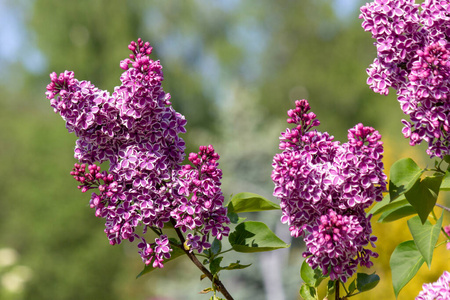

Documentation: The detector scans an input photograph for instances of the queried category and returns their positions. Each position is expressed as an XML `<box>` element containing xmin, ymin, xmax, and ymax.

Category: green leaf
<box><xmin>377</xmin><ymin>203</ymin><xmax>417</xmax><ymax>223</ymax></box>
<box><xmin>227</xmin><ymin>192</ymin><xmax>280</xmax><ymax>213</ymax></box>
<box><xmin>390</xmin><ymin>240</ymin><xmax>425</xmax><ymax>298</ymax></box>
<box><xmin>369</xmin><ymin>194</ymin><xmax>408</xmax><ymax>216</ymax></box>
<box><xmin>443</xmin><ymin>155</ymin><xmax>450</xmax><ymax>164</ymax></box>
<box><xmin>137</xmin><ymin>244</ymin><xmax>186</xmax><ymax>278</ymax></box>
<box><xmin>222</xmin><ymin>261</ymin><xmax>252</xmax><ymax>271</ymax></box>
<box><xmin>439</xmin><ymin>171</ymin><xmax>450</xmax><ymax>191</ymax></box>
<box><xmin>356</xmin><ymin>272</ymin><xmax>380</xmax><ymax>292</ymax></box>
<box><xmin>229</xmin><ymin>221</ymin><xmax>289</xmax><ymax>253</ymax></box>
<box><xmin>348</xmin><ymin>279</ymin><xmax>356</xmax><ymax>294</ymax></box>
<box><xmin>405</xmin><ymin>176</ymin><xmax>442</xmax><ymax>224</ymax></box>
<box><xmin>300</xmin><ymin>260</ymin><xmax>325</xmax><ymax>287</ymax></box>
<box><xmin>210</xmin><ymin>256</ymin><xmax>223</xmax><ymax>276</ymax></box>
<box><xmin>389</xmin><ymin>158</ymin><xmax>423</xmax><ymax>200</ymax></box>
<box><xmin>210</xmin><ymin>238</ymin><xmax>222</xmax><ymax>256</ymax></box>
<box><xmin>226</xmin><ymin>210</ymin><xmax>246</xmax><ymax>224</ymax></box>
<box><xmin>326</xmin><ymin>280</ymin><xmax>335</xmax><ymax>297</ymax></box>
<box><xmin>299</xmin><ymin>284</ymin><xmax>317</xmax><ymax>300</ymax></box>
<box><xmin>407</xmin><ymin>214</ymin><xmax>443</xmax><ymax>268</ymax></box>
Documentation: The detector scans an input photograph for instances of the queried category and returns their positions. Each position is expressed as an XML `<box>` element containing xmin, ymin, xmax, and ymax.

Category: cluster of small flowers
<box><xmin>360</xmin><ymin>0</ymin><xmax>450</xmax><ymax>158</ymax></box>
<box><xmin>416</xmin><ymin>271</ymin><xmax>450</xmax><ymax>300</ymax></box>
<box><xmin>46</xmin><ymin>39</ymin><xmax>229</xmax><ymax>268</ymax></box>
<box><xmin>174</xmin><ymin>145</ymin><xmax>230</xmax><ymax>253</ymax></box>
<box><xmin>272</xmin><ymin>99</ymin><xmax>386</xmax><ymax>282</ymax></box>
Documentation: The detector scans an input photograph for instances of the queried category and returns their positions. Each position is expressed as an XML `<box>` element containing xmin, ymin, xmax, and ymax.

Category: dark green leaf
<box><xmin>405</xmin><ymin>176</ymin><xmax>442</xmax><ymax>224</ymax></box>
<box><xmin>348</xmin><ymin>279</ymin><xmax>356</xmax><ymax>294</ymax></box>
<box><xmin>210</xmin><ymin>256</ymin><xmax>223</xmax><ymax>276</ymax></box>
<box><xmin>356</xmin><ymin>272</ymin><xmax>380</xmax><ymax>292</ymax></box>
<box><xmin>407</xmin><ymin>214</ymin><xmax>443</xmax><ymax>268</ymax></box>
<box><xmin>326</xmin><ymin>280</ymin><xmax>335</xmax><ymax>297</ymax></box>
<box><xmin>377</xmin><ymin>204</ymin><xmax>417</xmax><ymax>223</ymax></box>
<box><xmin>300</xmin><ymin>260</ymin><xmax>325</xmax><ymax>287</ymax></box>
<box><xmin>222</xmin><ymin>261</ymin><xmax>252</xmax><ymax>271</ymax></box>
<box><xmin>443</xmin><ymin>155</ymin><xmax>450</xmax><ymax>164</ymax></box>
<box><xmin>389</xmin><ymin>158</ymin><xmax>423</xmax><ymax>200</ymax></box>
<box><xmin>226</xmin><ymin>205</ymin><xmax>246</xmax><ymax>224</ymax></box>
<box><xmin>299</xmin><ymin>284</ymin><xmax>317</xmax><ymax>300</ymax></box>
<box><xmin>369</xmin><ymin>194</ymin><xmax>408</xmax><ymax>216</ymax></box>
<box><xmin>137</xmin><ymin>245</ymin><xmax>186</xmax><ymax>278</ymax></box>
<box><xmin>229</xmin><ymin>221</ymin><xmax>289</xmax><ymax>253</ymax></box>
<box><xmin>390</xmin><ymin>240</ymin><xmax>425</xmax><ymax>298</ymax></box>
<box><xmin>440</xmin><ymin>171</ymin><xmax>450</xmax><ymax>191</ymax></box>
<box><xmin>210</xmin><ymin>238</ymin><xmax>222</xmax><ymax>256</ymax></box>
<box><xmin>227</xmin><ymin>192</ymin><xmax>280</xmax><ymax>213</ymax></box>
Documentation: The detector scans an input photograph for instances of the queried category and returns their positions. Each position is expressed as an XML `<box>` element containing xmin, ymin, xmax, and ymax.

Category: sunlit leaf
<box><xmin>227</xmin><ymin>192</ymin><xmax>280</xmax><ymax>213</ymax></box>
<box><xmin>407</xmin><ymin>214</ymin><xmax>443</xmax><ymax>268</ymax></box>
<box><xmin>369</xmin><ymin>194</ymin><xmax>407</xmax><ymax>216</ymax></box>
<box><xmin>377</xmin><ymin>204</ymin><xmax>416</xmax><ymax>223</ymax></box>
<box><xmin>300</xmin><ymin>260</ymin><xmax>325</xmax><ymax>287</ymax></box>
<box><xmin>389</xmin><ymin>158</ymin><xmax>423</xmax><ymax>200</ymax></box>
<box><xmin>439</xmin><ymin>171</ymin><xmax>450</xmax><ymax>191</ymax></box>
<box><xmin>229</xmin><ymin>221</ymin><xmax>289</xmax><ymax>252</ymax></box>
<box><xmin>390</xmin><ymin>240</ymin><xmax>425</xmax><ymax>298</ymax></box>
<box><xmin>299</xmin><ymin>284</ymin><xmax>317</xmax><ymax>300</ymax></box>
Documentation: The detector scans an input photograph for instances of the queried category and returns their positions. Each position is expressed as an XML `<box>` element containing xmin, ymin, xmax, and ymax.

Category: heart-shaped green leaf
<box><xmin>407</xmin><ymin>214</ymin><xmax>443</xmax><ymax>268</ymax></box>
<box><xmin>227</xmin><ymin>192</ymin><xmax>280</xmax><ymax>213</ymax></box>
<box><xmin>389</xmin><ymin>158</ymin><xmax>423</xmax><ymax>200</ymax></box>
<box><xmin>405</xmin><ymin>176</ymin><xmax>442</xmax><ymax>224</ymax></box>
<box><xmin>229</xmin><ymin>221</ymin><xmax>289</xmax><ymax>253</ymax></box>
<box><xmin>390</xmin><ymin>240</ymin><xmax>425</xmax><ymax>298</ymax></box>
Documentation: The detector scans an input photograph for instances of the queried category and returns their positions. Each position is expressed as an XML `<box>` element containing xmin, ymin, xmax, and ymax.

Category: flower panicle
<box><xmin>47</xmin><ymin>40</ymin><xmax>229</xmax><ymax>268</ymax></box>
<box><xmin>272</xmin><ymin>99</ymin><xmax>387</xmax><ymax>282</ymax></box>
<box><xmin>360</xmin><ymin>0</ymin><xmax>450</xmax><ymax>158</ymax></box>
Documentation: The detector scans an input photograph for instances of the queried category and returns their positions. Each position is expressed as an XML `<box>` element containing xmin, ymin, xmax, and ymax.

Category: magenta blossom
<box><xmin>272</xmin><ymin>99</ymin><xmax>386</xmax><ymax>281</ymax></box>
<box><xmin>47</xmin><ymin>39</ymin><xmax>229</xmax><ymax>267</ymax></box>
<box><xmin>360</xmin><ymin>0</ymin><xmax>450</xmax><ymax>158</ymax></box>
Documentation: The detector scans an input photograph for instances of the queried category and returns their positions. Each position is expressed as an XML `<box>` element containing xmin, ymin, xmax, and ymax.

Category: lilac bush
<box><xmin>360</xmin><ymin>0</ymin><xmax>450</xmax><ymax>158</ymax></box>
<box><xmin>46</xmin><ymin>39</ymin><xmax>230</xmax><ymax>268</ymax></box>
<box><xmin>271</xmin><ymin>99</ymin><xmax>387</xmax><ymax>282</ymax></box>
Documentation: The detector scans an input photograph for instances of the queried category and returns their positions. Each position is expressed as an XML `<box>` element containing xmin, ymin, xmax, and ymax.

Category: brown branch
<box><xmin>171</xmin><ymin>220</ymin><xmax>234</xmax><ymax>300</ymax></box>
<box><xmin>436</xmin><ymin>203</ymin><xmax>450</xmax><ymax>213</ymax></box>
<box><xmin>335</xmin><ymin>280</ymin><xmax>340</xmax><ymax>300</ymax></box>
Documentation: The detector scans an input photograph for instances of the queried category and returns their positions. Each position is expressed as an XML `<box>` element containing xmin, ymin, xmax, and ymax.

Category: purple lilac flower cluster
<box><xmin>272</xmin><ymin>99</ymin><xmax>387</xmax><ymax>282</ymax></box>
<box><xmin>416</xmin><ymin>271</ymin><xmax>450</xmax><ymax>300</ymax></box>
<box><xmin>47</xmin><ymin>39</ymin><xmax>230</xmax><ymax>268</ymax></box>
<box><xmin>175</xmin><ymin>145</ymin><xmax>230</xmax><ymax>253</ymax></box>
<box><xmin>360</xmin><ymin>0</ymin><xmax>450</xmax><ymax>158</ymax></box>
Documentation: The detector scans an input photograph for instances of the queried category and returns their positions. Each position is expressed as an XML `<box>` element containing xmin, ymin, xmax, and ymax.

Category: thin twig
<box><xmin>171</xmin><ymin>220</ymin><xmax>234</xmax><ymax>300</ymax></box>
<box><xmin>436</xmin><ymin>203</ymin><xmax>450</xmax><ymax>212</ymax></box>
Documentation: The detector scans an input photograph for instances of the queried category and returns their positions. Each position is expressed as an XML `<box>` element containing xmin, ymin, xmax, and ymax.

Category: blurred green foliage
<box><xmin>1</xmin><ymin>0</ymin><xmax>444</xmax><ymax>300</ymax></box>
